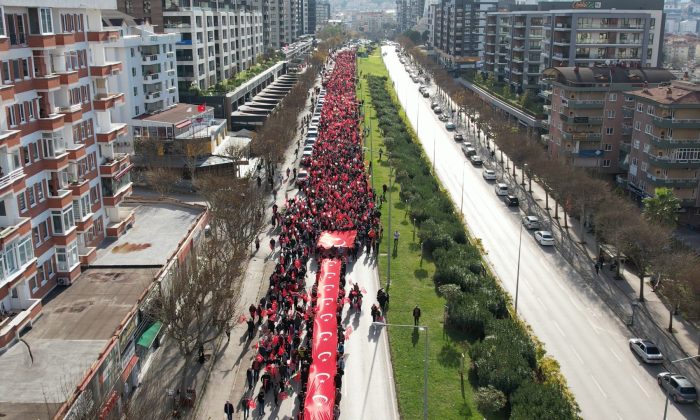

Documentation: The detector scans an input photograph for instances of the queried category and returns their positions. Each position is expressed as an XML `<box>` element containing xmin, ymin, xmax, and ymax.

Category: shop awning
<box><xmin>121</xmin><ymin>355</ymin><xmax>139</xmax><ymax>382</ymax></box>
<box><xmin>137</xmin><ymin>321</ymin><xmax>162</xmax><ymax>348</ymax></box>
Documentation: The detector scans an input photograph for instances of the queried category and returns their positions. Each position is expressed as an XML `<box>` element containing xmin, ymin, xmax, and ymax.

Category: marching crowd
<box><xmin>237</xmin><ymin>48</ymin><xmax>380</xmax><ymax>420</ymax></box>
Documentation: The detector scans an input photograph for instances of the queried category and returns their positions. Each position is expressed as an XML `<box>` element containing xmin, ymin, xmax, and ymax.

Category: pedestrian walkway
<box><xmin>435</xmin><ymin>86</ymin><xmax>700</xmax><ymax>387</ymax></box>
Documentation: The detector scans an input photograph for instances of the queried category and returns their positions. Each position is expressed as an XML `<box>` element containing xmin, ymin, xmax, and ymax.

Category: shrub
<box><xmin>447</xmin><ymin>295</ymin><xmax>491</xmax><ymax>338</ymax></box>
<box><xmin>486</xmin><ymin>319</ymin><xmax>537</xmax><ymax>369</ymax></box>
<box><xmin>470</xmin><ymin>335</ymin><xmax>533</xmax><ymax>394</ymax></box>
<box><xmin>418</xmin><ymin>219</ymin><xmax>454</xmax><ymax>256</ymax></box>
<box><xmin>510</xmin><ymin>380</ymin><xmax>580</xmax><ymax>420</ymax></box>
<box><xmin>474</xmin><ymin>386</ymin><xmax>507</xmax><ymax>415</ymax></box>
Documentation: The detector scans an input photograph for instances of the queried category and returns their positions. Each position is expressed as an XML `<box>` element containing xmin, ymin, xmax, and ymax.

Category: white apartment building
<box><xmin>0</xmin><ymin>0</ymin><xmax>134</xmax><ymax>348</ymax></box>
<box><xmin>267</xmin><ymin>0</ymin><xmax>299</xmax><ymax>50</ymax></box>
<box><xmin>163</xmin><ymin>1</ymin><xmax>264</xmax><ymax>92</ymax></box>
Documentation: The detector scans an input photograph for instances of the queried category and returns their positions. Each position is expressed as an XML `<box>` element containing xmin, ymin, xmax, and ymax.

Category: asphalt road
<box><xmin>382</xmin><ymin>45</ymin><xmax>698</xmax><ymax>420</ymax></box>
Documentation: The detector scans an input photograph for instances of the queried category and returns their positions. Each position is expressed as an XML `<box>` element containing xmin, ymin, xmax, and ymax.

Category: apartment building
<box><xmin>625</xmin><ymin>79</ymin><xmax>700</xmax><ymax>222</ymax></box>
<box><xmin>429</xmin><ymin>0</ymin><xmax>499</xmax><ymax>71</ymax></box>
<box><xmin>0</xmin><ymin>0</ymin><xmax>134</xmax><ymax>348</ymax></box>
<box><xmin>484</xmin><ymin>11</ymin><xmax>544</xmax><ymax>94</ymax></box>
<box><xmin>163</xmin><ymin>0</ymin><xmax>264</xmax><ymax>92</ymax></box>
<box><xmin>316</xmin><ymin>0</ymin><xmax>331</xmax><ymax>31</ymax></box>
<box><xmin>117</xmin><ymin>0</ymin><xmax>165</xmax><ymax>31</ymax></box>
<box><xmin>266</xmin><ymin>0</ymin><xmax>299</xmax><ymax>50</ymax></box>
<box><xmin>298</xmin><ymin>0</ymin><xmax>317</xmax><ymax>35</ymax></box>
<box><xmin>542</xmin><ymin>66</ymin><xmax>674</xmax><ymax>173</ymax></box>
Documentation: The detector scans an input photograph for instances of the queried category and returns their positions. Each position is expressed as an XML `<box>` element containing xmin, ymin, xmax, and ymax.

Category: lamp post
<box><xmin>373</xmin><ymin>322</ymin><xmax>429</xmax><ymax>420</ymax></box>
<box><xmin>514</xmin><ymin>222</ymin><xmax>524</xmax><ymax>314</ymax></box>
<box><xmin>663</xmin><ymin>355</ymin><xmax>700</xmax><ymax>420</ymax></box>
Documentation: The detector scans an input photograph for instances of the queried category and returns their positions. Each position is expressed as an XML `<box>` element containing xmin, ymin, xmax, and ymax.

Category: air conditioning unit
<box><xmin>57</xmin><ymin>277</ymin><xmax>71</xmax><ymax>286</ymax></box>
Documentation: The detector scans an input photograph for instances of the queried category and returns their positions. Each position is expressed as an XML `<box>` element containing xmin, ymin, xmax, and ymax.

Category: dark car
<box><xmin>422</xmin><ymin>91</ymin><xmax>430</xmax><ymax>98</ymax></box>
<box><xmin>470</xmin><ymin>155</ymin><xmax>484</xmax><ymax>166</ymax></box>
<box><xmin>503</xmin><ymin>195</ymin><xmax>519</xmax><ymax>207</ymax></box>
<box><xmin>453</xmin><ymin>133</ymin><xmax>464</xmax><ymax>142</ymax></box>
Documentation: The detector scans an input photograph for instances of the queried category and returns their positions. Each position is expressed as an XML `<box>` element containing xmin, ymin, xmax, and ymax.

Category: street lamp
<box><xmin>514</xmin><ymin>223</ymin><xmax>524</xmax><ymax>314</ymax></box>
<box><xmin>662</xmin><ymin>355</ymin><xmax>700</xmax><ymax>420</ymax></box>
<box><xmin>373</xmin><ymin>322</ymin><xmax>429</xmax><ymax>420</ymax></box>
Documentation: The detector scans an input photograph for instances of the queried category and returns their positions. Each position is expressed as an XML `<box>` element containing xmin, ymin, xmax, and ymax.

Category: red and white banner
<box><xmin>316</xmin><ymin>230</ymin><xmax>357</xmax><ymax>250</ymax></box>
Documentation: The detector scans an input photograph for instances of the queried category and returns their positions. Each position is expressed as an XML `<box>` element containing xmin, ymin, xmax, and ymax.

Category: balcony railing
<box><xmin>651</xmin><ymin>115</ymin><xmax>700</xmax><ymax>128</ymax></box>
<box><xmin>0</xmin><ymin>168</ymin><xmax>25</xmax><ymax>191</ymax></box>
<box><xmin>650</xmin><ymin>135</ymin><xmax>700</xmax><ymax>148</ymax></box>
<box><xmin>645</xmin><ymin>173</ymin><xmax>699</xmax><ymax>188</ymax></box>
<box><xmin>646</xmin><ymin>153</ymin><xmax>700</xmax><ymax>168</ymax></box>
<box><xmin>562</xmin><ymin>132</ymin><xmax>602</xmax><ymax>141</ymax></box>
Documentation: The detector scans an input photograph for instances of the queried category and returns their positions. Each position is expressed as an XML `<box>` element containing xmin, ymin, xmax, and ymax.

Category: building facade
<box><xmin>117</xmin><ymin>0</ymin><xmax>165</xmax><ymax>31</ymax></box>
<box><xmin>542</xmin><ymin>67</ymin><xmax>674</xmax><ymax>175</ymax></box>
<box><xmin>429</xmin><ymin>0</ymin><xmax>499</xmax><ymax>71</ymax></box>
<box><xmin>163</xmin><ymin>1</ymin><xmax>264</xmax><ymax>92</ymax></box>
<box><xmin>625</xmin><ymin>79</ymin><xmax>700</xmax><ymax>222</ymax></box>
<box><xmin>316</xmin><ymin>1</ymin><xmax>331</xmax><ymax>31</ymax></box>
<box><xmin>0</xmin><ymin>0</ymin><xmax>133</xmax><ymax>348</ymax></box>
<box><xmin>265</xmin><ymin>0</ymin><xmax>299</xmax><ymax>50</ymax></box>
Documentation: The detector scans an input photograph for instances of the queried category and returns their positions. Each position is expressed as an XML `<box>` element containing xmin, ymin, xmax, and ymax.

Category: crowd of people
<box><xmin>239</xmin><ymin>48</ymin><xmax>379</xmax><ymax>419</ymax></box>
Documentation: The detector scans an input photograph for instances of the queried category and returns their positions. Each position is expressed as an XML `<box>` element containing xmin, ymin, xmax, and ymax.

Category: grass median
<box><xmin>357</xmin><ymin>48</ymin><xmax>483</xmax><ymax>420</ymax></box>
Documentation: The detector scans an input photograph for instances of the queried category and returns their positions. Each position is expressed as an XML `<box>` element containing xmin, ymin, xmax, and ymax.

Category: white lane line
<box><xmin>535</xmin><ymin>296</ymin><xmax>546</xmax><ymax>309</ymax></box>
<box><xmin>553</xmin><ymin>321</ymin><xmax>567</xmax><ymax>338</ymax></box>
<box><xmin>590</xmin><ymin>374</ymin><xmax>608</xmax><ymax>399</ymax></box>
<box><xmin>585</xmin><ymin>315</ymin><xmax>600</xmax><ymax>336</ymax></box>
<box><xmin>609</xmin><ymin>347</ymin><xmax>623</xmax><ymax>362</ymax></box>
<box><xmin>567</xmin><ymin>292</ymin><xmax>582</xmax><ymax>312</ymax></box>
<box><xmin>569</xmin><ymin>345</ymin><xmax>584</xmax><ymax>364</ymax></box>
<box><xmin>632</xmin><ymin>376</ymin><xmax>650</xmax><ymax>398</ymax></box>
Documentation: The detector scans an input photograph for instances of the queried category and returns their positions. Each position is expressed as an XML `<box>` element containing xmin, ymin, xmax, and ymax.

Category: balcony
<box><xmin>646</xmin><ymin>153</ymin><xmax>700</xmax><ymax>169</ymax></box>
<box><xmin>621</xmin><ymin>125</ymin><xmax>633</xmax><ymax>135</ymax></box>
<box><xmin>93</xmin><ymin>93</ymin><xmax>125</xmax><ymax>111</ymax></box>
<box><xmin>0</xmin><ymin>37</ymin><xmax>8</xmax><ymax>52</ymax></box>
<box><xmin>143</xmin><ymin>73</ymin><xmax>160</xmax><ymax>83</ymax></box>
<box><xmin>87</xmin><ymin>30</ymin><xmax>120</xmax><ymax>42</ymax></box>
<box><xmin>650</xmin><ymin>135</ymin><xmax>700</xmax><ymax>149</ymax></box>
<box><xmin>167</xmin><ymin>86</ymin><xmax>177</xmax><ymax>93</ymax></box>
<box><xmin>0</xmin><ymin>298</ymin><xmax>42</xmax><ymax>352</ymax></box>
<box><xmin>142</xmin><ymin>54</ymin><xmax>160</xmax><ymax>63</ymax></box>
<box><xmin>645</xmin><ymin>173</ymin><xmax>699</xmax><ymax>188</ymax></box>
<box><xmin>47</xmin><ymin>188</ymin><xmax>73</xmax><ymax>209</ymax></box>
<box><xmin>55</xmin><ymin>32</ymin><xmax>76</xmax><ymax>46</ymax></box>
<box><xmin>0</xmin><ymin>130</ymin><xmax>21</xmax><ymax>149</ymax></box>
<box><xmin>90</xmin><ymin>62</ymin><xmax>123</xmax><ymax>77</ymax></box>
<box><xmin>96</xmin><ymin>123</ymin><xmax>128</xmax><ymax>143</ymax></box>
<box><xmin>564</xmin><ymin>116</ymin><xmax>603</xmax><ymax>125</ymax></box>
<box><xmin>27</xmin><ymin>34</ymin><xmax>56</xmax><ymax>48</ymax></box>
<box><xmin>33</xmin><ymin>75</ymin><xmax>60</xmax><ymax>91</ymax></box>
<box><xmin>105</xmin><ymin>207</ymin><xmax>135</xmax><ymax>238</ymax></box>
<box><xmin>66</xmin><ymin>143</ymin><xmax>86</xmax><ymax>161</ymax></box>
<box><xmin>59</xmin><ymin>104</ymin><xmax>83</xmax><ymax>123</ymax></box>
<box><xmin>99</xmin><ymin>153</ymin><xmax>131</xmax><ymax>177</ymax></box>
<box><xmin>78</xmin><ymin>245</ymin><xmax>97</xmax><ymax>266</ymax></box>
<box><xmin>38</xmin><ymin>114</ymin><xmax>65</xmax><ymax>131</ymax></box>
<box><xmin>144</xmin><ymin>92</ymin><xmax>162</xmax><ymax>103</ymax></box>
<box><xmin>0</xmin><ymin>168</ymin><xmax>26</xmax><ymax>197</ymax></box>
<box><xmin>651</xmin><ymin>115</ymin><xmax>700</xmax><ymax>129</ymax></box>
<box><xmin>43</xmin><ymin>150</ymin><xmax>69</xmax><ymax>171</ymax></box>
<box><xmin>562</xmin><ymin>99</ymin><xmax>604</xmax><ymax>109</ymax></box>
<box><xmin>0</xmin><ymin>84</ymin><xmax>15</xmax><ymax>101</ymax></box>
<box><xmin>102</xmin><ymin>180</ymin><xmax>133</xmax><ymax>208</ymax></box>
<box><xmin>58</xmin><ymin>71</ymin><xmax>80</xmax><ymax>86</ymax></box>
<box><xmin>562</xmin><ymin>132</ymin><xmax>602</xmax><ymax>141</ymax></box>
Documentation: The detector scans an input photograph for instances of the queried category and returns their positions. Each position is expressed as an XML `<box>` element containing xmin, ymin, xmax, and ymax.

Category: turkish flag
<box><xmin>197</xmin><ymin>104</ymin><xmax>205</xmax><ymax>112</ymax></box>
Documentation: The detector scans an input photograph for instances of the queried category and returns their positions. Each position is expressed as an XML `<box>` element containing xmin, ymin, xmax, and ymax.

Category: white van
<box><xmin>495</xmin><ymin>183</ymin><xmax>509</xmax><ymax>196</ymax></box>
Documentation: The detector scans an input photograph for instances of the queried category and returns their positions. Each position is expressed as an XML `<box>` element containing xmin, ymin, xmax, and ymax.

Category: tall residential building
<box><xmin>625</xmin><ymin>79</ymin><xmax>700</xmax><ymax>223</ymax></box>
<box><xmin>163</xmin><ymin>1</ymin><xmax>264</xmax><ymax>92</ymax></box>
<box><xmin>298</xmin><ymin>0</ymin><xmax>317</xmax><ymax>35</ymax></box>
<box><xmin>266</xmin><ymin>0</ymin><xmax>300</xmax><ymax>50</ymax></box>
<box><xmin>542</xmin><ymin>66</ymin><xmax>674</xmax><ymax>174</ymax></box>
<box><xmin>397</xmin><ymin>0</ymin><xmax>427</xmax><ymax>31</ymax></box>
<box><xmin>429</xmin><ymin>0</ymin><xmax>499</xmax><ymax>70</ymax></box>
<box><xmin>0</xmin><ymin>0</ymin><xmax>134</xmax><ymax>346</ymax></box>
<box><xmin>316</xmin><ymin>1</ymin><xmax>331</xmax><ymax>31</ymax></box>
<box><xmin>117</xmin><ymin>0</ymin><xmax>165</xmax><ymax>31</ymax></box>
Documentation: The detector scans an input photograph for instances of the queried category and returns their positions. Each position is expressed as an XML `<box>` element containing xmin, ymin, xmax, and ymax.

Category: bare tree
<box><xmin>145</xmin><ymin>167</ymin><xmax>182</xmax><ymax>198</ymax></box>
<box><xmin>653</xmin><ymin>248</ymin><xmax>700</xmax><ymax>331</ymax></box>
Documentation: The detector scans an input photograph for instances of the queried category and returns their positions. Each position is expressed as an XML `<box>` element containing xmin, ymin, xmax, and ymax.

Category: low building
<box><xmin>624</xmin><ymin>79</ymin><xmax>700</xmax><ymax>224</ymax></box>
<box><xmin>542</xmin><ymin>66</ymin><xmax>674</xmax><ymax>174</ymax></box>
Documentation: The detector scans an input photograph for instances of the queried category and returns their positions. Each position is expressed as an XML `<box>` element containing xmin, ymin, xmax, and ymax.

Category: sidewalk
<box><xmin>435</xmin><ymin>88</ymin><xmax>700</xmax><ymax>386</ymax></box>
<box><xmin>194</xmin><ymin>79</ymin><xmax>319</xmax><ymax>420</ymax></box>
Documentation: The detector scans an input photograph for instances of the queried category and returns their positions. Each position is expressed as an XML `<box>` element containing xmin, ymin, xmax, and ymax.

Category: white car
<box><xmin>522</xmin><ymin>215</ymin><xmax>540</xmax><ymax>229</ymax></box>
<box><xmin>629</xmin><ymin>338</ymin><xmax>664</xmax><ymax>364</ymax></box>
<box><xmin>482</xmin><ymin>169</ymin><xmax>496</xmax><ymax>180</ymax></box>
<box><xmin>534</xmin><ymin>231</ymin><xmax>554</xmax><ymax>246</ymax></box>
<box><xmin>495</xmin><ymin>183</ymin><xmax>508</xmax><ymax>196</ymax></box>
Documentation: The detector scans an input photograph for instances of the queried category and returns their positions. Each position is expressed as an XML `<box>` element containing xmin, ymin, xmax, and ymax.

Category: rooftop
<box><xmin>542</xmin><ymin>66</ymin><xmax>675</xmax><ymax>86</ymax></box>
<box><xmin>135</xmin><ymin>103</ymin><xmax>215</xmax><ymax>125</ymax></box>
<box><xmin>628</xmin><ymin>81</ymin><xmax>700</xmax><ymax>105</ymax></box>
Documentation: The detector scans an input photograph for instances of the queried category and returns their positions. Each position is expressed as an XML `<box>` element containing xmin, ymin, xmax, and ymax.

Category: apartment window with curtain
<box><xmin>40</xmin><ymin>8</ymin><xmax>53</xmax><ymax>34</ymax></box>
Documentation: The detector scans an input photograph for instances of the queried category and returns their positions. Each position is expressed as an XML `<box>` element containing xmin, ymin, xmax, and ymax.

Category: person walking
<box><xmin>256</xmin><ymin>390</ymin><xmax>265</xmax><ymax>416</ymax></box>
<box><xmin>247</xmin><ymin>318</ymin><xmax>255</xmax><ymax>340</ymax></box>
<box><xmin>240</xmin><ymin>395</ymin><xmax>250</xmax><ymax>420</ymax></box>
<box><xmin>225</xmin><ymin>325</ymin><xmax>231</xmax><ymax>342</ymax></box>
<box><xmin>594</xmin><ymin>262</ymin><xmax>600</xmax><ymax>275</ymax></box>
<box><xmin>255</xmin><ymin>237</ymin><xmax>260</xmax><ymax>253</ymax></box>
<box><xmin>393</xmin><ymin>230</ymin><xmax>400</xmax><ymax>253</ymax></box>
<box><xmin>413</xmin><ymin>305</ymin><xmax>421</xmax><ymax>326</ymax></box>
<box><xmin>224</xmin><ymin>400</ymin><xmax>234</xmax><ymax>420</ymax></box>
<box><xmin>246</xmin><ymin>367</ymin><xmax>255</xmax><ymax>390</ymax></box>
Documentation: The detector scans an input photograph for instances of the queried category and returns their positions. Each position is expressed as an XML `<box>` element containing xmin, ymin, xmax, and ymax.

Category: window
<box><xmin>0</xmin><ymin>6</ymin><xmax>5</xmax><ymax>37</ymax></box>
<box><xmin>606</xmin><ymin>127</ymin><xmax>614</xmax><ymax>135</ymax></box>
<box><xmin>604</xmin><ymin>143</ymin><xmax>612</xmax><ymax>151</ymax></box>
<box><xmin>56</xmin><ymin>242</ymin><xmax>78</xmax><ymax>271</ymax></box>
<box><xmin>608</xmin><ymin>93</ymin><xmax>617</xmax><ymax>101</ymax></box>
<box><xmin>130</xmin><ymin>48</ymin><xmax>135</xmax><ymax>57</ymax></box>
<box><xmin>7</xmin><ymin>105</ymin><xmax>16</xmax><ymax>126</ymax></box>
<box><xmin>22</xmin><ymin>145</ymin><xmax>30</xmax><ymax>165</ymax></box>
<box><xmin>40</xmin><ymin>8</ymin><xmax>53</xmax><ymax>34</ymax></box>
<box><xmin>18</xmin><ymin>103</ymin><xmax>25</xmax><ymax>123</ymax></box>
<box><xmin>133</xmin><ymin>87</ymin><xmax>138</xmax><ymax>96</ymax></box>
<box><xmin>36</xmin><ymin>182</ymin><xmax>44</xmax><ymax>201</ymax></box>
<box><xmin>644</xmin><ymin>124</ymin><xmax>652</xmax><ymax>134</ymax></box>
<box><xmin>18</xmin><ymin>193</ymin><xmax>26</xmax><ymax>212</ymax></box>
<box><xmin>643</xmin><ymin>143</ymin><xmax>650</xmax><ymax>153</ymax></box>
<box><xmin>633</xmin><ymin>139</ymin><xmax>640</xmax><ymax>149</ymax></box>
<box><xmin>641</xmin><ymin>161</ymin><xmax>648</xmax><ymax>171</ymax></box>
<box><xmin>29</xmin><ymin>276</ymin><xmax>38</xmax><ymax>293</ymax></box>
<box><xmin>636</xmin><ymin>103</ymin><xmax>643</xmax><ymax>112</ymax></box>
<box><xmin>132</xmin><ymin>67</ymin><xmax>136</xmax><ymax>77</ymax></box>
<box><xmin>647</xmin><ymin>105</ymin><xmax>654</xmax><ymax>115</ymax></box>
<box><xmin>27</xmin><ymin>187</ymin><xmax>35</xmax><ymax>207</ymax></box>
<box><xmin>634</xmin><ymin>121</ymin><xmax>641</xmax><ymax>131</ymax></box>
<box><xmin>51</xmin><ymin>207</ymin><xmax>74</xmax><ymax>235</ymax></box>
<box><xmin>32</xmin><ymin>226</ymin><xmax>41</xmax><ymax>246</ymax></box>
<box><xmin>602</xmin><ymin>159</ymin><xmax>611</xmax><ymax>167</ymax></box>
<box><xmin>625</xmin><ymin>95</ymin><xmax>634</xmax><ymax>102</ymax></box>
<box><xmin>607</xmin><ymin>110</ymin><xmax>615</xmax><ymax>119</ymax></box>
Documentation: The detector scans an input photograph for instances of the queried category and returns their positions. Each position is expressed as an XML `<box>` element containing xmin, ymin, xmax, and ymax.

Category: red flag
<box><xmin>197</xmin><ymin>104</ymin><xmax>205</xmax><ymax>112</ymax></box>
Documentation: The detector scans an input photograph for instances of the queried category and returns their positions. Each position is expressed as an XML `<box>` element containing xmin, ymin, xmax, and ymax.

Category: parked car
<box><xmin>482</xmin><ymin>169</ymin><xmax>497</xmax><ymax>180</ymax></box>
<box><xmin>522</xmin><ymin>215</ymin><xmax>540</xmax><ymax>229</ymax></box>
<box><xmin>434</xmin><ymin>106</ymin><xmax>443</xmax><ymax>114</ymax></box>
<box><xmin>445</xmin><ymin>121</ymin><xmax>456</xmax><ymax>130</ymax></box>
<box><xmin>503</xmin><ymin>195</ymin><xmax>520</xmax><ymax>207</ymax></box>
<box><xmin>296</xmin><ymin>170</ymin><xmax>309</xmax><ymax>186</ymax></box>
<box><xmin>462</xmin><ymin>146</ymin><xmax>476</xmax><ymax>157</ymax></box>
<box><xmin>657</xmin><ymin>372</ymin><xmax>697</xmax><ymax>403</ymax></box>
<box><xmin>453</xmin><ymin>133</ymin><xmax>464</xmax><ymax>142</ymax></box>
<box><xmin>534</xmin><ymin>230</ymin><xmax>554</xmax><ymax>245</ymax></box>
<box><xmin>438</xmin><ymin>114</ymin><xmax>449</xmax><ymax>122</ymax></box>
<box><xmin>470</xmin><ymin>155</ymin><xmax>484</xmax><ymax>166</ymax></box>
<box><xmin>629</xmin><ymin>338</ymin><xmax>664</xmax><ymax>364</ymax></box>
<box><xmin>431</xmin><ymin>101</ymin><xmax>439</xmax><ymax>109</ymax></box>
<box><xmin>422</xmin><ymin>91</ymin><xmax>430</xmax><ymax>98</ymax></box>
<box><xmin>495</xmin><ymin>182</ymin><xmax>509</xmax><ymax>196</ymax></box>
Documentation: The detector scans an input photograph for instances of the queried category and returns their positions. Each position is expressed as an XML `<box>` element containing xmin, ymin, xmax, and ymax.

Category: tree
<box><xmin>146</xmin><ymin>167</ymin><xmax>182</xmax><ymax>197</ymax></box>
<box><xmin>619</xmin><ymin>220</ymin><xmax>670</xmax><ymax>301</ymax></box>
<box><xmin>643</xmin><ymin>187</ymin><xmax>681</xmax><ymax>227</ymax></box>
<box><xmin>403</xmin><ymin>30</ymin><xmax>422</xmax><ymax>45</ymax></box>
<box><xmin>510</xmin><ymin>380</ymin><xmax>580</xmax><ymax>420</ymax></box>
<box><xmin>474</xmin><ymin>386</ymin><xmax>507</xmax><ymax>415</ymax></box>
<box><xmin>653</xmin><ymin>248</ymin><xmax>700</xmax><ymax>332</ymax></box>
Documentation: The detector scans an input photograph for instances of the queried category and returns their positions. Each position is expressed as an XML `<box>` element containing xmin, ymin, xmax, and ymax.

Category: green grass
<box><xmin>357</xmin><ymin>50</ymin><xmax>484</xmax><ymax>420</ymax></box>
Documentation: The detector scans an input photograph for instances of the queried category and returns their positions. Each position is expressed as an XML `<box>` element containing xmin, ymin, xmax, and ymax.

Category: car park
<box><xmin>495</xmin><ymin>183</ymin><xmax>508</xmax><ymax>196</ymax></box>
<box><xmin>522</xmin><ymin>215</ymin><xmax>540</xmax><ymax>229</ymax></box>
<box><xmin>438</xmin><ymin>114</ymin><xmax>449</xmax><ymax>122</ymax></box>
<box><xmin>453</xmin><ymin>133</ymin><xmax>464</xmax><ymax>142</ymax></box>
<box><xmin>534</xmin><ymin>230</ymin><xmax>554</xmax><ymax>245</ymax></box>
<box><xmin>503</xmin><ymin>195</ymin><xmax>519</xmax><ymax>207</ymax></box>
<box><xmin>657</xmin><ymin>372</ymin><xmax>697</xmax><ymax>403</ymax></box>
<box><xmin>445</xmin><ymin>121</ymin><xmax>456</xmax><ymax>130</ymax></box>
<box><xmin>482</xmin><ymin>169</ymin><xmax>496</xmax><ymax>180</ymax></box>
<box><xmin>629</xmin><ymin>338</ymin><xmax>664</xmax><ymax>364</ymax></box>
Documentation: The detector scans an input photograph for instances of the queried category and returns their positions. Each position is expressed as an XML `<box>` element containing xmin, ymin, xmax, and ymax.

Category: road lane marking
<box><xmin>553</xmin><ymin>321</ymin><xmax>566</xmax><ymax>338</ymax></box>
<box><xmin>590</xmin><ymin>374</ymin><xmax>608</xmax><ymax>399</ymax></box>
<box><xmin>585</xmin><ymin>315</ymin><xmax>600</xmax><ymax>336</ymax></box>
<box><xmin>632</xmin><ymin>376</ymin><xmax>650</xmax><ymax>398</ymax></box>
<box><xmin>535</xmin><ymin>296</ymin><xmax>546</xmax><ymax>309</ymax></box>
<box><xmin>567</xmin><ymin>293</ymin><xmax>582</xmax><ymax>312</ymax></box>
<box><xmin>569</xmin><ymin>345</ymin><xmax>584</xmax><ymax>364</ymax></box>
<box><xmin>609</xmin><ymin>347</ymin><xmax>623</xmax><ymax>362</ymax></box>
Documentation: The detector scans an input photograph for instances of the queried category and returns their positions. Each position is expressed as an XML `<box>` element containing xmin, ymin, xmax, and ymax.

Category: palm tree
<box><xmin>642</xmin><ymin>187</ymin><xmax>681</xmax><ymax>227</ymax></box>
